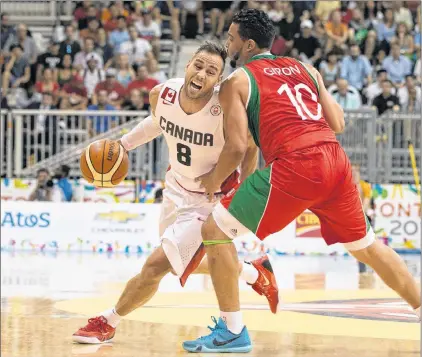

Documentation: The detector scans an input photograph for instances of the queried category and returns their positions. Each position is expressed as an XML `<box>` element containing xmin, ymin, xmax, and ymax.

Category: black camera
<box><xmin>46</xmin><ymin>179</ymin><xmax>54</xmax><ymax>188</ymax></box>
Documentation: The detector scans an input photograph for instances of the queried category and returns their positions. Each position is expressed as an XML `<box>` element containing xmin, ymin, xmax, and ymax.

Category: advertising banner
<box><xmin>372</xmin><ymin>184</ymin><xmax>420</xmax><ymax>250</ymax></box>
<box><xmin>1</xmin><ymin>202</ymin><xmax>161</xmax><ymax>253</ymax></box>
<box><xmin>1</xmin><ymin>184</ymin><xmax>420</xmax><ymax>255</ymax></box>
<box><xmin>295</xmin><ymin>211</ymin><xmax>322</xmax><ymax>238</ymax></box>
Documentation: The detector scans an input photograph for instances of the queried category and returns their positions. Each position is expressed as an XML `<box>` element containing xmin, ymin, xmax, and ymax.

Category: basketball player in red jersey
<box><xmin>183</xmin><ymin>8</ymin><xmax>420</xmax><ymax>353</ymax></box>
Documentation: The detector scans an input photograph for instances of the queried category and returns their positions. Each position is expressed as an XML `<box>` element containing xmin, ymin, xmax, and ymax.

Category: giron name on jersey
<box><xmin>263</xmin><ymin>64</ymin><xmax>301</xmax><ymax>77</ymax></box>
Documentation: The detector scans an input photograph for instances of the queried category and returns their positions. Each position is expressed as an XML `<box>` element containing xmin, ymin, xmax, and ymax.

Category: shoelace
<box><xmin>198</xmin><ymin>316</ymin><xmax>223</xmax><ymax>340</ymax></box>
<box><xmin>81</xmin><ymin>317</ymin><xmax>108</xmax><ymax>332</ymax></box>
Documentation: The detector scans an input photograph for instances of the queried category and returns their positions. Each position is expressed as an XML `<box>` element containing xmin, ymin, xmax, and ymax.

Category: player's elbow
<box><xmin>334</xmin><ymin>119</ymin><xmax>345</xmax><ymax>134</ymax></box>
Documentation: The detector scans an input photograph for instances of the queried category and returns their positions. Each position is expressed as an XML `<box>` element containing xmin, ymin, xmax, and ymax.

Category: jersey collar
<box><xmin>246</xmin><ymin>52</ymin><xmax>277</xmax><ymax>64</ymax></box>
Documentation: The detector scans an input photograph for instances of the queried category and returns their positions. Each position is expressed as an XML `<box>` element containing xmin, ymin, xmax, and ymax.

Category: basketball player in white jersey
<box><xmin>72</xmin><ymin>42</ymin><xmax>279</xmax><ymax>344</ymax></box>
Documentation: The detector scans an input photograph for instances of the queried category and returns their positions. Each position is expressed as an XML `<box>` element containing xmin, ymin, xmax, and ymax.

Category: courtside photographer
<box><xmin>28</xmin><ymin>168</ymin><xmax>55</xmax><ymax>202</ymax></box>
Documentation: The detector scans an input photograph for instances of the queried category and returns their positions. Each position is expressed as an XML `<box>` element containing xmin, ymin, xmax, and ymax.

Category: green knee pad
<box><xmin>203</xmin><ymin>240</ymin><xmax>233</xmax><ymax>246</ymax></box>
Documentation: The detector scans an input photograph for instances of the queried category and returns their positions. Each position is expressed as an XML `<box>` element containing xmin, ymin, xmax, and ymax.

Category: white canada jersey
<box><xmin>155</xmin><ymin>78</ymin><xmax>234</xmax><ymax>193</ymax></box>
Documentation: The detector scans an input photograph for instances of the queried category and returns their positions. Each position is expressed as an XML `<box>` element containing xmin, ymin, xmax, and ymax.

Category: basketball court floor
<box><xmin>1</xmin><ymin>251</ymin><xmax>420</xmax><ymax>357</ymax></box>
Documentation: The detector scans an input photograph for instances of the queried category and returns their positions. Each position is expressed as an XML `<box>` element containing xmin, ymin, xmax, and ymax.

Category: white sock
<box><xmin>240</xmin><ymin>261</ymin><xmax>259</xmax><ymax>284</ymax></box>
<box><xmin>220</xmin><ymin>311</ymin><xmax>244</xmax><ymax>334</ymax></box>
<box><xmin>100</xmin><ymin>308</ymin><xmax>121</xmax><ymax>328</ymax></box>
<box><xmin>415</xmin><ymin>306</ymin><xmax>420</xmax><ymax>319</ymax></box>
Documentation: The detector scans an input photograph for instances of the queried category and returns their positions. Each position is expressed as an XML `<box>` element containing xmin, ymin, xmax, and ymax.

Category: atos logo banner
<box><xmin>1</xmin><ymin>212</ymin><xmax>51</xmax><ymax>228</ymax></box>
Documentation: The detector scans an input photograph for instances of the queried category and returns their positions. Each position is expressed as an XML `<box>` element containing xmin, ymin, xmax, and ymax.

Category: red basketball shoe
<box><xmin>72</xmin><ymin>316</ymin><xmax>116</xmax><ymax>344</ymax></box>
<box><xmin>249</xmin><ymin>255</ymin><xmax>279</xmax><ymax>314</ymax></box>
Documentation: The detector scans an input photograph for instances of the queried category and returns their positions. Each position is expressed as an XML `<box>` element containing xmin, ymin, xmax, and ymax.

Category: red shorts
<box><xmin>213</xmin><ymin>143</ymin><xmax>374</xmax><ymax>250</ymax></box>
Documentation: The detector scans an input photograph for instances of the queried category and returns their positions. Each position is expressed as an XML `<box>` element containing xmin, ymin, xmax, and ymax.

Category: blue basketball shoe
<box><xmin>182</xmin><ymin>316</ymin><xmax>252</xmax><ymax>353</ymax></box>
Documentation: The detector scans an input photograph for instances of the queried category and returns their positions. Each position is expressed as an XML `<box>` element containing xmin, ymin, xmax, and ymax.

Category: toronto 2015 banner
<box><xmin>1</xmin><ymin>180</ymin><xmax>420</xmax><ymax>255</ymax></box>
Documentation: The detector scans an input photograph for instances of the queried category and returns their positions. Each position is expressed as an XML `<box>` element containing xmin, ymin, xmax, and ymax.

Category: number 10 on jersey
<box><xmin>278</xmin><ymin>83</ymin><xmax>322</xmax><ymax>121</ymax></box>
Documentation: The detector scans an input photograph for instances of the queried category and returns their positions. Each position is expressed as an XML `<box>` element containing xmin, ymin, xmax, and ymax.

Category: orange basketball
<box><xmin>80</xmin><ymin>139</ymin><xmax>129</xmax><ymax>187</ymax></box>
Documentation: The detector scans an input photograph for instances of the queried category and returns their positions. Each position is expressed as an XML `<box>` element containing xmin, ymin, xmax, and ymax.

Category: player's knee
<box><xmin>201</xmin><ymin>216</ymin><xmax>220</xmax><ymax>242</ymax></box>
<box><xmin>141</xmin><ymin>251</ymin><xmax>172</xmax><ymax>282</ymax></box>
<box><xmin>201</xmin><ymin>216</ymin><xmax>232</xmax><ymax>246</ymax></box>
<box><xmin>348</xmin><ymin>239</ymin><xmax>380</xmax><ymax>265</ymax></box>
<box><xmin>141</xmin><ymin>260</ymin><xmax>170</xmax><ymax>283</ymax></box>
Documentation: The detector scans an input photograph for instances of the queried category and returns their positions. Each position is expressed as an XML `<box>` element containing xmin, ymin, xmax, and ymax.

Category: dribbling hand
<box><xmin>116</xmin><ymin>139</ymin><xmax>128</xmax><ymax>153</ymax></box>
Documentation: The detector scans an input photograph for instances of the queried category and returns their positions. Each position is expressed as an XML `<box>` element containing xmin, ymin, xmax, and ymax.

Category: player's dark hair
<box><xmin>232</xmin><ymin>9</ymin><xmax>275</xmax><ymax>49</ymax></box>
<box><xmin>194</xmin><ymin>41</ymin><xmax>227</xmax><ymax>71</ymax></box>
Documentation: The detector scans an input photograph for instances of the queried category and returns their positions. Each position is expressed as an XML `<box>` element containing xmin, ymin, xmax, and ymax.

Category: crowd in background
<box><xmin>1</xmin><ymin>0</ymin><xmax>171</xmax><ymax>113</ymax></box>
<box><xmin>243</xmin><ymin>0</ymin><xmax>420</xmax><ymax>114</ymax></box>
<box><xmin>0</xmin><ymin>0</ymin><xmax>421</xmax><ymax>115</ymax></box>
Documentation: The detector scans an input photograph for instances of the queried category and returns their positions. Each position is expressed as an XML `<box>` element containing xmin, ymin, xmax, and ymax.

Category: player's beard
<box><xmin>230</xmin><ymin>52</ymin><xmax>240</xmax><ymax>69</ymax></box>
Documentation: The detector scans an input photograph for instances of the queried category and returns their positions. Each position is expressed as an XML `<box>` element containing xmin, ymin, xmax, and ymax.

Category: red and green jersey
<box><xmin>241</xmin><ymin>54</ymin><xmax>337</xmax><ymax>165</ymax></box>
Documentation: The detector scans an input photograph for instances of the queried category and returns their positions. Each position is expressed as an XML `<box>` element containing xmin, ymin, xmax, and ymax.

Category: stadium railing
<box><xmin>253</xmin><ymin>109</ymin><xmax>420</xmax><ymax>185</ymax></box>
<box><xmin>1</xmin><ymin>109</ymin><xmax>420</xmax><ymax>184</ymax></box>
<box><xmin>3</xmin><ymin>0</ymin><xmax>61</xmax><ymax>25</ymax></box>
<box><xmin>2</xmin><ymin>109</ymin><xmax>166</xmax><ymax>181</ymax></box>
<box><xmin>337</xmin><ymin>109</ymin><xmax>377</xmax><ymax>181</ymax></box>
<box><xmin>1</xmin><ymin>112</ymin><xmax>14</xmax><ymax>178</ymax></box>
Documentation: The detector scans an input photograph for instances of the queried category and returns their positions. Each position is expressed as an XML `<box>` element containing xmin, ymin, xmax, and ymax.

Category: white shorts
<box><xmin>160</xmin><ymin>170</ymin><xmax>222</xmax><ymax>286</ymax></box>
